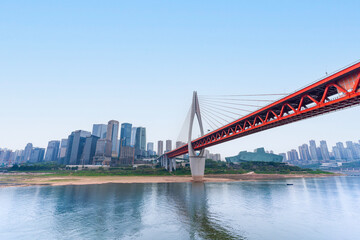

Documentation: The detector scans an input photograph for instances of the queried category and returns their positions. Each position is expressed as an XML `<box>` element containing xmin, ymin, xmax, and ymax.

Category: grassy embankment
<box><xmin>3</xmin><ymin>160</ymin><xmax>332</xmax><ymax>177</ymax></box>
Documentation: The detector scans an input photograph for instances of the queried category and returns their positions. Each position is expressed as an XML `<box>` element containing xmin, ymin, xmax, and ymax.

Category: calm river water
<box><xmin>0</xmin><ymin>176</ymin><xmax>359</xmax><ymax>240</ymax></box>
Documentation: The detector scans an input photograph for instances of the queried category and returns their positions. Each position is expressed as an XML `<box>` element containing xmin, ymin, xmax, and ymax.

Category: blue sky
<box><xmin>1</xmin><ymin>0</ymin><xmax>360</xmax><ymax>157</ymax></box>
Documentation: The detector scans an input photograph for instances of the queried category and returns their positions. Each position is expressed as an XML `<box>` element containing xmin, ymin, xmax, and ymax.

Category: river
<box><xmin>0</xmin><ymin>176</ymin><xmax>359</xmax><ymax>240</ymax></box>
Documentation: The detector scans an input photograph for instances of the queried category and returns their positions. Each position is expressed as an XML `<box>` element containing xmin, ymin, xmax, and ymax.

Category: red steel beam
<box><xmin>166</xmin><ymin>61</ymin><xmax>360</xmax><ymax>158</ymax></box>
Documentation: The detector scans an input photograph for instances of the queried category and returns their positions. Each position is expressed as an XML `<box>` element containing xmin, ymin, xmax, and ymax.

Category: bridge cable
<box><xmin>201</xmin><ymin>109</ymin><xmax>225</xmax><ymax>126</ymax></box>
<box><xmin>199</xmin><ymin>93</ymin><xmax>289</xmax><ymax>97</ymax></box>
<box><xmin>201</xmin><ymin>101</ymin><xmax>257</xmax><ymax>113</ymax></box>
<box><xmin>201</xmin><ymin>107</ymin><xmax>233</xmax><ymax>125</ymax></box>
<box><xmin>201</xmin><ymin>113</ymin><xmax>220</xmax><ymax>130</ymax></box>
<box><xmin>200</xmin><ymin>99</ymin><xmax>263</xmax><ymax>108</ymax></box>
<box><xmin>200</xmin><ymin>102</ymin><xmax>252</xmax><ymax>116</ymax></box>
<box><xmin>200</xmin><ymin>113</ymin><xmax>217</xmax><ymax>132</ymax></box>
<box><xmin>199</xmin><ymin>103</ymin><xmax>238</xmax><ymax>121</ymax></box>
<box><xmin>199</xmin><ymin>97</ymin><xmax>276</xmax><ymax>102</ymax></box>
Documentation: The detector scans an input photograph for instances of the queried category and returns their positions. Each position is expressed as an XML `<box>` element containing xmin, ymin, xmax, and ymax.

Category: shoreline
<box><xmin>0</xmin><ymin>173</ymin><xmax>341</xmax><ymax>188</ymax></box>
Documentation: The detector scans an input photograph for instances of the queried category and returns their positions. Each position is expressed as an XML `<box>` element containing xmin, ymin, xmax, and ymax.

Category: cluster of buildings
<box><xmin>278</xmin><ymin>139</ymin><xmax>360</xmax><ymax>166</ymax></box>
<box><xmin>0</xmin><ymin>120</ymin><xmax>222</xmax><ymax>167</ymax></box>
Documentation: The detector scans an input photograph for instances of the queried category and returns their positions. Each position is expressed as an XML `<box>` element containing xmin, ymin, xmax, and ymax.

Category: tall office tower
<box><xmin>23</xmin><ymin>143</ymin><xmax>33</xmax><ymax>163</ymax></box>
<box><xmin>214</xmin><ymin>153</ymin><xmax>221</xmax><ymax>161</ymax></box>
<box><xmin>106</xmin><ymin>120</ymin><xmax>119</xmax><ymax>157</ymax></box>
<box><xmin>354</xmin><ymin>143</ymin><xmax>360</xmax><ymax>159</ymax></box>
<box><xmin>8</xmin><ymin>151</ymin><xmax>16</xmax><ymax>165</ymax></box>
<box><xmin>346</xmin><ymin>141</ymin><xmax>358</xmax><ymax>159</ymax></box>
<box><xmin>298</xmin><ymin>144</ymin><xmax>311</xmax><ymax>162</ymax></box>
<box><xmin>166</xmin><ymin>140</ymin><xmax>172</xmax><ymax>152</ymax></box>
<box><xmin>316</xmin><ymin>147</ymin><xmax>323</xmax><ymax>160</ymax></box>
<box><xmin>279</xmin><ymin>153</ymin><xmax>287</xmax><ymax>162</ymax></box>
<box><xmin>58</xmin><ymin>139</ymin><xmax>68</xmax><ymax>162</ymax></box>
<box><xmin>92</xmin><ymin>124</ymin><xmax>107</xmax><ymax>139</ymax></box>
<box><xmin>44</xmin><ymin>140</ymin><xmax>60</xmax><ymax>162</ymax></box>
<box><xmin>320</xmin><ymin>140</ymin><xmax>330</xmax><ymax>161</ymax></box>
<box><xmin>346</xmin><ymin>148</ymin><xmax>354</xmax><ymax>160</ymax></box>
<box><xmin>309</xmin><ymin>140</ymin><xmax>318</xmax><ymax>161</ymax></box>
<box><xmin>130</xmin><ymin>127</ymin><xmax>137</xmax><ymax>146</ymax></box>
<box><xmin>29</xmin><ymin>148</ymin><xmax>45</xmax><ymax>163</ymax></box>
<box><xmin>287</xmin><ymin>149</ymin><xmax>299</xmax><ymax>161</ymax></box>
<box><xmin>0</xmin><ymin>150</ymin><xmax>11</xmax><ymax>164</ymax></box>
<box><xmin>336</xmin><ymin>142</ymin><xmax>347</xmax><ymax>160</ymax></box>
<box><xmin>93</xmin><ymin>138</ymin><xmax>112</xmax><ymax>165</ymax></box>
<box><xmin>147</xmin><ymin>142</ymin><xmax>154</xmax><ymax>152</ymax></box>
<box><xmin>135</xmin><ymin>127</ymin><xmax>146</xmax><ymax>158</ymax></box>
<box><xmin>65</xmin><ymin>130</ymin><xmax>91</xmax><ymax>165</ymax></box>
<box><xmin>147</xmin><ymin>142</ymin><xmax>155</xmax><ymax>156</ymax></box>
<box><xmin>332</xmin><ymin>146</ymin><xmax>342</xmax><ymax>160</ymax></box>
<box><xmin>120</xmin><ymin>123</ymin><xmax>132</xmax><ymax>147</ymax></box>
<box><xmin>176</xmin><ymin>141</ymin><xmax>186</xmax><ymax>148</ymax></box>
<box><xmin>80</xmin><ymin>135</ymin><xmax>99</xmax><ymax>165</ymax></box>
<box><xmin>157</xmin><ymin>140</ymin><xmax>163</xmax><ymax>156</ymax></box>
<box><xmin>14</xmin><ymin>150</ymin><xmax>24</xmax><ymax>164</ymax></box>
<box><xmin>118</xmin><ymin>146</ymin><xmax>135</xmax><ymax>165</ymax></box>
<box><xmin>204</xmin><ymin>149</ymin><xmax>210</xmax><ymax>159</ymax></box>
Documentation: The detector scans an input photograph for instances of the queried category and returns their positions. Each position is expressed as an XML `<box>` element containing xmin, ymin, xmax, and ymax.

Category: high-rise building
<box><xmin>316</xmin><ymin>147</ymin><xmax>323</xmax><ymax>160</ymax></box>
<box><xmin>320</xmin><ymin>140</ymin><xmax>330</xmax><ymax>161</ymax></box>
<box><xmin>135</xmin><ymin>127</ymin><xmax>146</xmax><ymax>158</ymax></box>
<box><xmin>92</xmin><ymin>138</ymin><xmax>112</xmax><ymax>165</ymax></box>
<box><xmin>157</xmin><ymin>140</ymin><xmax>163</xmax><ymax>156</ymax></box>
<box><xmin>118</xmin><ymin>146</ymin><xmax>135</xmax><ymax>165</ymax></box>
<box><xmin>354</xmin><ymin>143</ymin><xmax>360</xmax><ymax>159</ymax></box>
<box><xmin>120</xmin><ymin>123</ymin><xmax>132</xmax><ymax>147</ymax></box>
<box><xmin>106</xmin><ymin>120</ymin><xmax>120</xmax><ymax>157</ymax></box>
<box><xmin>309</xmin><ymin>140</ymin><xmax>318</xmax><ymax>161</ymax></box>
<box><xmin>65</xmin><ymin>130</ymin><xmax>91</xmax><ymax>165</ymax></box>
<box><xmin>346</xmin><ymin>141</ymin><xmax>358</xmax><ymax>159</ymax></box>
<box><xmin>147</xmin><ymin>142</ymin><xmax>155</xmax><ymax>156</ymax></box>
<box><xmin>332</xmin><ymin>146</ymin><xmax>342</xmax><ymax>160</ymax></box>
<box><xmin>147</xmin><ymin>142</ymin><xmax>154</xmax><ymax>152</ymax></box>
<box><xmin>29</xmin><ymin>148</ymin><xmax>45</xmax><ymax>163</ymax></box>
<box><xmin>336</xmin><ymin>142</ymin><xmax>347</xmax><ymax>160</ymax></box>
<box><xmin>176</xmin><ymin>141</ymin><xmax>186</xmax><ymax>149</ymax></box>
<box><xmin>92</xmin><ymin>124</ymin><xmax>107</xmax><ymax>139</ymax></box>
<box><xmin>0</xmin><ymin>150</ymin><xmax>11</xmax><ymax>165</ymax></box>
<box><xmin>346</xmin><ymin>148</ymin><xmax>354</xmax><ymax>160</ymax></box>
<box><xmin>287</xmin><ymin>149</ymin><xmax>299</xmax><ymax>162</ymax></box>
<box><xmin>23</xmin><ymin>143</ymin><xmax>33</xmax><ymax>163</ymax></box>
<box><xmin>80</xmin><ymin>135</ymin><xmax>99</xmax><ymax>165</ymax></box>
<box><xmin>44</xmin><ymin>140</ymin><xmax>60</xmax><ymax>162</ymax></box>
<box><xmin>130</xmin><ymin>127</ymin><xmax>137</xmax><ymax>146</ymax></box>
<box><xmin>58</xmin><ymin>139</ymin><xmax>68</xmax><ymax>163</ymax></box>
<box><xmin>166</xmin><ymin>140</ymin><xmax>172</xmax><ymax>152</ymax></box>
<box><xmin>13</xmin><ymin>150</ymin><xmax>24</xmax><ymax>164</ymax></box>
<box><xmin>298</xmin><ymin>144</ymin><xmax>311</xmax><ymax>162</ymax></box>
<box><xmin>213</xmin><ymin>153</ymin><xmax>221</xmax><ymax>161</ymax></box>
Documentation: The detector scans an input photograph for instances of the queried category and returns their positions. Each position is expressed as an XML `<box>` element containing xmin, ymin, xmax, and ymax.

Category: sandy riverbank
<box><xmin>0</xmin><ymin>173</ymin><xmax>339</xmax><ymax>188</ymax></box>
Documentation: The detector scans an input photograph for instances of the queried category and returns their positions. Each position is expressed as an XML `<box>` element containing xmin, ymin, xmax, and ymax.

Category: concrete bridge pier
<box><xmin>188</xmin><ymin>91</ymin><xmax>206</xmax><ymax>182</ymax></box>
<box><xmin>189</xmin><ymin>155</ymin><xmax>205</xmax><ymax>182</ymax></box>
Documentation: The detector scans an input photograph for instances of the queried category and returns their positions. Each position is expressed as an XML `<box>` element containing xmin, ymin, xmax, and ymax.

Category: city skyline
<box><xmin>1</xmin><ymin>1</ymin><xmax>360</xmax><ymax>157</ymax></box>
<box><xmin>0</xmin><ymin>118</ymin><xmax>224</xmax><ymax>166</ymax></box>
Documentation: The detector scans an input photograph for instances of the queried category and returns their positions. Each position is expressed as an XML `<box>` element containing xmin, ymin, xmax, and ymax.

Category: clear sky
<box><xmin>1</xmin><ymin>0</ymin><xmax>360</xmax><ymax>157</ymax></box>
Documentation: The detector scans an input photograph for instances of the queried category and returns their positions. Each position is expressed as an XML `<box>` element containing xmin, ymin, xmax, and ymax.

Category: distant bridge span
<box><xmin>166</xmin><ymin>61</ymin><xmax>360</xmax><ymax>159</ymax></box>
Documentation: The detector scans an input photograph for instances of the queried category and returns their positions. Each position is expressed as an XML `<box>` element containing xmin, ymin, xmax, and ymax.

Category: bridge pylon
<box><xmin>188</xmin><ymin>91</ymin><xmax>206</xmax><ymax>182</ymax></box>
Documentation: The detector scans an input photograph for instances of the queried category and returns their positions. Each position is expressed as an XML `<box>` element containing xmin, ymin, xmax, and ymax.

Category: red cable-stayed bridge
<box><xmin>165</xmin><ymin>60</ymin><xmax>360</xmax><ymax>162</ymax></box>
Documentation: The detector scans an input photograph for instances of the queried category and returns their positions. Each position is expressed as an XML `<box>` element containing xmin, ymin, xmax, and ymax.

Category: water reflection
<box><xmin>161</xmin><ymin>182</ymin><xmax>244</xmax><ymax>240</ymax></box>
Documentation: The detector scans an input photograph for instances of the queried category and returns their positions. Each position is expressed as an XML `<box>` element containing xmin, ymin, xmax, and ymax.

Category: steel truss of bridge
<box><xmin>167</xmin><ymin>61</ymin><xmax>360</xmax><ymax>159</ymax></box>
